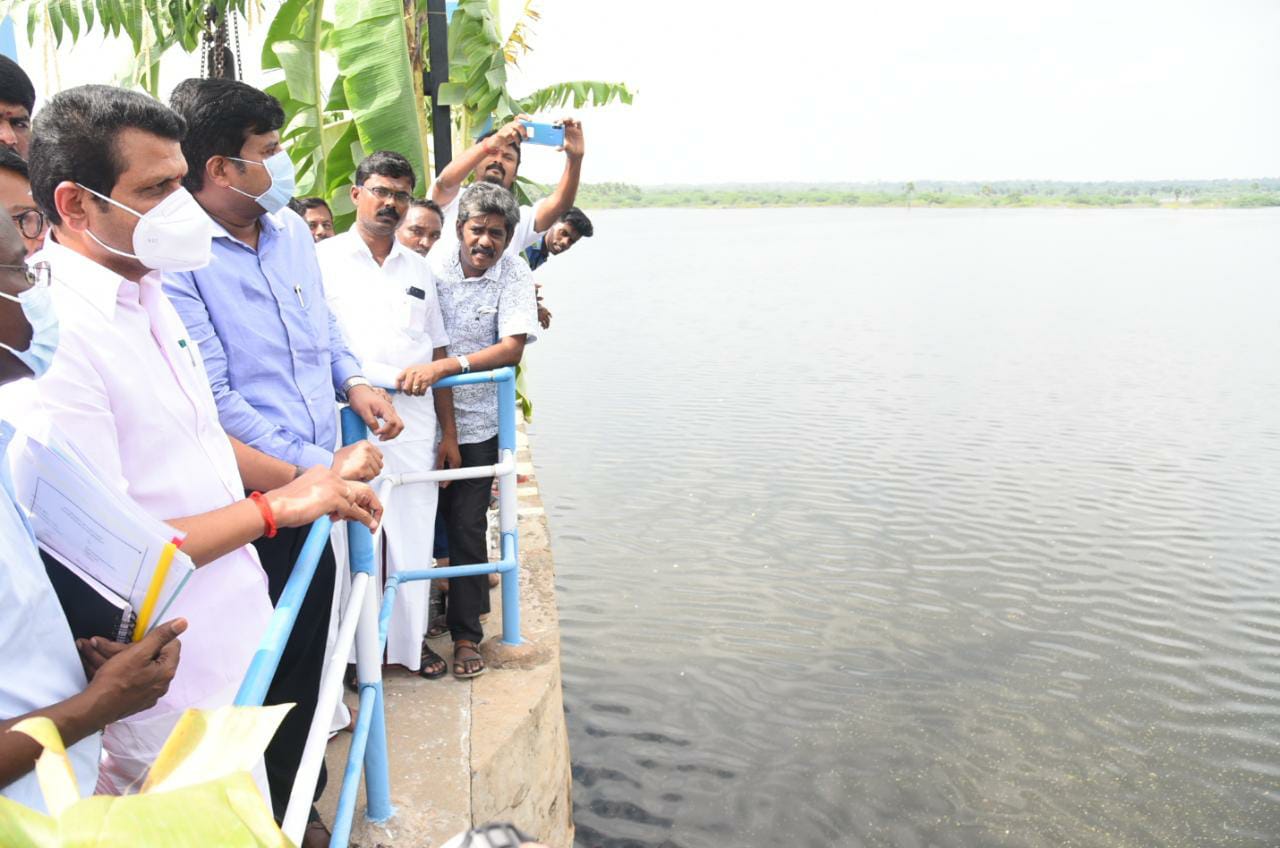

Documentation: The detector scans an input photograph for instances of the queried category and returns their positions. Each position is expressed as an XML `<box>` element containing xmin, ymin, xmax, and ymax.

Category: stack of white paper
<box><xmin>15</xmin><ymin>433</ymin><xmax>195</xmax><ymax>635</ymax></box>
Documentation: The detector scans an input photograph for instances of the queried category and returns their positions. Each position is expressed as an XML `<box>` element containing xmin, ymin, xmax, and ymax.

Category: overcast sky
<box><xmin>17</xmin><ymin>0</ymin><xmax>1280</xmax><ymax>186</ymax></box>
<box><xmin>508</xmin><ymin>0</ymin><xmax>1280</xmax><ymax>185</ymax></box>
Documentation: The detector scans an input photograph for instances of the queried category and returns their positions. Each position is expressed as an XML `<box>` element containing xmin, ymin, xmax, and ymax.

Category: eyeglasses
<box><xmin>0</xmin><ymin>260</ymin><xmax>51</xmax><ymax>294</ymax></box>
<box><xmin>360</xmin><ymin>185</ymin><xmax>412</xmax><ymax>205</ymax></box>
<box><xmin>10</xmin><ymin>209</ymin><xmax>45</xmax><ymax>240</ymax></box>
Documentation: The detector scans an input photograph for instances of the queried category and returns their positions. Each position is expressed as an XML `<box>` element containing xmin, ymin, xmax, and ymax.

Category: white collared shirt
<box><xmin>0</xmin><ymin>420</ymin><xmax>99</xmax><ymax>811</ymax></box>
<box><xmin>317</xmin><ymin>230</ymin><xmax>449</xmax><ymax>443</ymax></box>
<box><xmin>432</xmin><ymin>247</ymin><xmax>539</xmax><ymax>445</ymax></box>
<box><xmin>0</xmin><ymin>238</ymin><xmax>273</xmax><ymax>725</ymax></box>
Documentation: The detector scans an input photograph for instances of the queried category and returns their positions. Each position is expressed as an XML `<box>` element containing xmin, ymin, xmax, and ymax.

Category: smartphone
<box><xmin>519</xmin><ymin>120</ymin><xmax>565</xmax><ymax>147</ymax></box>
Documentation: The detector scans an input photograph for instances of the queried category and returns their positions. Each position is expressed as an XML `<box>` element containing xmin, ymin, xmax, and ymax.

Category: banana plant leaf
<box><xmin>331</xmin><ymin>0</ymin><xmax>429</xmax><ymax>194</ymax></box>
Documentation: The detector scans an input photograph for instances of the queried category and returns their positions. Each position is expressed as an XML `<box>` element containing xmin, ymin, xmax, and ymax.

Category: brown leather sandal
<box><xmin>452</xmin><ymin>640</ymin><xmax>486</xmax><ymax>679</ymax></box>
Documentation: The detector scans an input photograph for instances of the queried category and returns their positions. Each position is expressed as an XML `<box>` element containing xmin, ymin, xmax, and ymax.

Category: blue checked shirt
<box><xmin>162</xmin><ymin>209</ymin><xmax>362</xmax><ymax>468</ymax></box>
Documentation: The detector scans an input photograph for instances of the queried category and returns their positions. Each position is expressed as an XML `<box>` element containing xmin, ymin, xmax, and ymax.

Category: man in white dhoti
<box><xmin>319</xmin><ymin>151</ymin><xmax>460</xmax><ymax>677</ymax></box>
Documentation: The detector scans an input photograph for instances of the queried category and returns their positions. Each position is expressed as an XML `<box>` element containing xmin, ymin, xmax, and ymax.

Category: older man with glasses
<box><xmin>0</xmin><ymin>149</ymin><xmax>45</xmax><ymax>256</ymax></box>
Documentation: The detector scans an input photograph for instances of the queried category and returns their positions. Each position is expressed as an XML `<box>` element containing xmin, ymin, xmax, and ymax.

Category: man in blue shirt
<box><xmin>161</xmin><ymin>78</ymin><xmax>401</xmax><ymax>839</ymax></box>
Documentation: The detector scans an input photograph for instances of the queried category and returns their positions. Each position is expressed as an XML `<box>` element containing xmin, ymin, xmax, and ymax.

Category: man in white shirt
<box><xmin>3</xmin><ymin>84</ymin><xmax>380</xmax><ymax>798</ymax></box>
<box><xmin>428</xmin><ymin>115</ymin><xmax>585</xmax><ymax>269</ymax></box>
<box><xmin>398</xmin><ymin>182</ymin><xmax>539</xmax><ymax>678</ymax></box>
<box><xmin>318</xmin><ymin>151</ymin><xmax>458</xmax><ymax>677</ymax></box>
<box><xmin>0</xmin><ymin>204</ymin><xmax>182</xmax><ymax>812</ymax></box>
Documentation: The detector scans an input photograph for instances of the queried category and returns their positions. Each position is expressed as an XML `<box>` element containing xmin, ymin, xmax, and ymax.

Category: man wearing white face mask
<box><xmin>161</xmin><ymin>78</ymin><xmax>400</xmax><ymax>837</ymax></box>
<box><xmin>0</xmin><ymin>85</ymin><xmax>383</xmax><ymax>800</ymax></box>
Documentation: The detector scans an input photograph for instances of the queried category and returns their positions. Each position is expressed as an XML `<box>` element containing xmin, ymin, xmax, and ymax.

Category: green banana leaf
<box><xmin>331</xmin><ymin>0</ymin><xmax>429</xmax><ymax>193</ymax></box>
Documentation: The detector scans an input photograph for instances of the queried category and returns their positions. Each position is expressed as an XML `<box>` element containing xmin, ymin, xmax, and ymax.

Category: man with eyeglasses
<box><xmin>317</xmin><ymin>151</ymin><xmax>459</xmax><ymax>680</ymax></box>
<box><xmin>161</xmin><ymin>78</ymin><xmax>402</xmax><ymax>842</ymax></box>
<box><xmin>0</xmin><ymin>148</ymin><xmax>45</xmax><ymax>256</ymax></box>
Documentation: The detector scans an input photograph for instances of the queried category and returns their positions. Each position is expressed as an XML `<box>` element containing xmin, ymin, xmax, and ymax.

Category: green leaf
<box><xmin>24</xmin><ymin>2</ymin><xmax>38</xmax><ymax>46</ymax></box>
<box><xmin>436</xmin><ymin>81</ymin><xmax>467</xmax><ymax>106</ymax></box>
<box><xmin>63</xmin><ymin>0</ymin><xmax>80</xmax><ymax>40</ymax></box>
<box><xmin>261</xmin><ymin>0</ymin><xmax>308</xmax><ymax>70</ymax></box>
<box><xmin>323</xmin><ymin>76</ymin><xmax>349</xmax><ymax>112</ymax></box>
<box><xmin>274</xmin><ymin>39</ymin><xmax>319</xmax><ymax>103</ymax></box>
<box><xmin>48</xmin><ymin>0</ymin><xmax>63</xmax><ymax>45</ymax></box>
<box><xmin>331</xmin><ymin>0</ymin><xmax>429</xmax><ymax>186</ymax></box>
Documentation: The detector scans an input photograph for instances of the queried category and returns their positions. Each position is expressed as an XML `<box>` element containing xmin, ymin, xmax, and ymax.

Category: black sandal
<box><xmin>420</xmin><ymin>643</ymin><xmax>447</xmax><ymax>679</ymax></box>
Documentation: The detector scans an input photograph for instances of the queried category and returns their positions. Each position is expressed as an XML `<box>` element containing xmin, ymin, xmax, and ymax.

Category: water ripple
<box><xmin>528</xmin><ymin>208</ymin><xmax>1280</xmax><ymax>848</ymax></box>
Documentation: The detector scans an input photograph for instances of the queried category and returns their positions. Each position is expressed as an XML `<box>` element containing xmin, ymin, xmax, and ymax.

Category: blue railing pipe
<box><xmin>233</xmin><ymin>516</ymin><xmax>333</xmax><ymax>707</ymax></box>
<box><xmin>330</xmin><ymin>681</ymin><xmax>380</xmax><ymax>847</ymax></box>
<box><xmin>241</xmin><ymin>367</ymin><xmax>521</xmax><ymax>847</ymax></box>
<box><xmin>495</xmin><ymin>370</ymin><xmax>521</xmax><ymax>645</ymax></box>
<box><xmin>340</xmin><ymin>407</ymin><xmax>394</xmax><ymax>826</ymax></box>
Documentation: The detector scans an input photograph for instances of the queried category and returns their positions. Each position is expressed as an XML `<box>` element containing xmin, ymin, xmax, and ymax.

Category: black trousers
<box><xmin>438</xmin><ymin>436</ymin><xmax>497</xmax><ymax>644</ymax></box>
<box><xmin>252</xmin><ymin>520</ymin><xmax>336</xmax><ymax>821</ymax></box>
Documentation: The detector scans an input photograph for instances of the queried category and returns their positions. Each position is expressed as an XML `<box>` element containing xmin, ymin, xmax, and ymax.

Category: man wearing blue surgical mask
<box><xmin>162</xmin><ymin>77</ymin><xmax>401</xmax><ymax>841</ymax></box>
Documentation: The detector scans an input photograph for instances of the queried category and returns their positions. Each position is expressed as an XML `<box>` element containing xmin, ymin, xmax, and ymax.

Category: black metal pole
<box><xmin>425</xmin><ymin>0</ymin><xmax>453</xmax><ymax>175</ymax></box>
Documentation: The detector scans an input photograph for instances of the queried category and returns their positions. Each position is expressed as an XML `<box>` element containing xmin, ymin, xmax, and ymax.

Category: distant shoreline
<box><xmin>529</xmin><ymin>180</ymin><xmax>1280</xmax><ymax>211</ymax></box>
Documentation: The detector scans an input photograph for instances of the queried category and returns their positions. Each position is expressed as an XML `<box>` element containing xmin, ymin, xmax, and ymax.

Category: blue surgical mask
<box><xmin>227</xmin><ymin>151</ymin><xmax>296</xmax><ymax>214</ymax></box>
<box><xmin>0</xmin><ymin>280</ymin><xmax>59</xmax><ymax>378</ymax></box>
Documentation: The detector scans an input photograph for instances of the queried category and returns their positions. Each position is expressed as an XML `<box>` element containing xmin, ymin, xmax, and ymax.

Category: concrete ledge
<box><xmin>320</xmin><ymin>429</ymin><xmax>572</xmax><ymax>847</ymax></box>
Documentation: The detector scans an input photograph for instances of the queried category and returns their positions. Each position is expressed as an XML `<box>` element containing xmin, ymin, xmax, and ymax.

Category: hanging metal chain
<box><xmin>231</xmin><ymin>8</ymin><xmax>242</xmax><ymax>80</ymax></box>
<box><xmin>200</xmin><ymin>4</ymin><xmax>234</xmax><ymax>79</ymax></box>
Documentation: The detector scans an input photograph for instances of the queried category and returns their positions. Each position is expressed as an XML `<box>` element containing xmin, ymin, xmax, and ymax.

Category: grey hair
<box><xmin>456</xmin><ymin>181</ymin><xmax>519</xmax><ymax>241</ymax></box>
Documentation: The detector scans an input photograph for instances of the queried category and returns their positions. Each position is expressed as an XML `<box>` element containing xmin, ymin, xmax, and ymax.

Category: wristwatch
<box><xmin>340</xmin><ymin>375</ymin><xmax>372</xmax><ymax>400</ymax></box>
<box><xmin>456</xmin><ymin>354</ymin><xmax>471</xmax><ymax>374</ymax></box>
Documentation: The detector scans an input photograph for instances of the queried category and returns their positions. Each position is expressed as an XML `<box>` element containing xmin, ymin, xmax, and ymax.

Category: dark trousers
<box><xmin>438</xmin><ymin>436</ymin><xmax>497</xmax><ymax>644</ymax></box>
<box><xmin>252</xmin><ymin>520</ymin><xmax>336</xmax><ymax>821</ymax></box>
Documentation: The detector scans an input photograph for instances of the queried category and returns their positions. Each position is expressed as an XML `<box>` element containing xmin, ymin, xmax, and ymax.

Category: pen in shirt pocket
<box><xmin>177</xmin><ymin>338</ymin><xmax>197</xmax><ymax>368</ymax></box>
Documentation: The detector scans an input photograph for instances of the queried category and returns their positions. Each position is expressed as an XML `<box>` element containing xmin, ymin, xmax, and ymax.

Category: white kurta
<box><xmin>0</xmin><ymin>238</ymin><xmax>273</xmax><ymax>798</ymax></box>
<box><xmin>318</xmin><ymin>231</ymin><xmax>449</xmax><ymax>670</ymax></box>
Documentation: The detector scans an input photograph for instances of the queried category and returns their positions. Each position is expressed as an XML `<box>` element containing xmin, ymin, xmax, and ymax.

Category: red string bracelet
<box><xmin>249</xmin><ymin>491</ymin><xmax>278</xmax><ymax>539</ymax></box>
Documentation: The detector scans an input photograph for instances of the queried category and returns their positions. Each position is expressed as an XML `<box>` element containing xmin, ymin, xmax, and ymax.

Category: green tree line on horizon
<box><xmin>536</xmin><ymin>179</ymin><xmax>1280</xmax><ymax>210</ymax></box>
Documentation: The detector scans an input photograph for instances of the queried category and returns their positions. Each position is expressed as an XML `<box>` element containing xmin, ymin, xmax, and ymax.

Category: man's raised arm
<box><xmin>532</xmin><ymin>118</ymin><xmax>584</xmax><ymax>232</ymax></box>
<box><xmin>430</xmin><ymin>117</ymin><xmax>529</xmax><ymax>209</ymax></box>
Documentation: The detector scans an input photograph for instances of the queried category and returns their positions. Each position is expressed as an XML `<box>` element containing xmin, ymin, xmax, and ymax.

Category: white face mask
<box><xmin>77</xmin><ymin>185</ymin><xmax>214</xmax><ymax>272</ymax></box>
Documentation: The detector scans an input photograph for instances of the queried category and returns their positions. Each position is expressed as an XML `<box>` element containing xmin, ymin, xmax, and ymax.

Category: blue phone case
<box><xmin>520</xmin><ymin>121</ymin><xmax>565</xmax><ymax>147</ymax></box>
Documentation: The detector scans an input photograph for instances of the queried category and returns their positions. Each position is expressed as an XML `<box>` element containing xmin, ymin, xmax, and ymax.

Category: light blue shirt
<box><xmin>162</xmin><ymin>209</ymin><xmax>361</xmax><ymax>468</ymax></box>
<box><xmin>0</xmin><ymin>420</ymin><xmax>100</xmax><ymax>810</ymax></box>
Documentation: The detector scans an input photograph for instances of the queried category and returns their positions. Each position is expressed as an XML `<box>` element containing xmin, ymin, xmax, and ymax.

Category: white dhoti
<box><xmin>317</xmin><ymin>232</ymin><xmax>452</xmax><ymax>672</ymax></box>
<box><xmin>377</xmin><ymin>393</ymin><xmax>440</xmax><ymax>670</ymax></box>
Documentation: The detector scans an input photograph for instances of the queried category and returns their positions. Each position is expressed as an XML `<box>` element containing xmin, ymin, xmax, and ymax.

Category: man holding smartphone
<box><xmin>427</xmin><ymin>115</ymin><xmax>585</xmax><ymax>271</ymax></box>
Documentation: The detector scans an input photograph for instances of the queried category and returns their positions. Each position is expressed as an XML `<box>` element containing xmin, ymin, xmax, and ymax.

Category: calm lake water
<box><xmin>523</xmin><ymin>207</ymin><xmax>1280</xmax><ymax>848</ymax></box>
